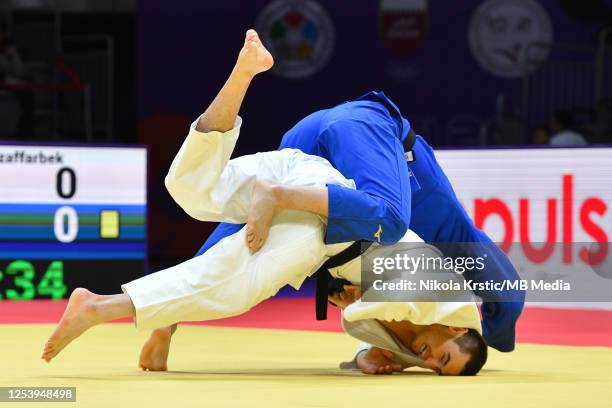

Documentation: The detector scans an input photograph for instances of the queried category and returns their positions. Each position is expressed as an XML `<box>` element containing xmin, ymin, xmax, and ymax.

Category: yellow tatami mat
<box><xmin>1</xmin><ymin>324</ymin><xmax>611</xmax><ymax>408</ymax></box>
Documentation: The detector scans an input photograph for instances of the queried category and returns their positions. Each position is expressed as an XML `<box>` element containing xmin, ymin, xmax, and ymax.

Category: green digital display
<box><xmin>0</xmin><ymin>260</ymin><xmax>67</xmax><ymax>300</ymax></box>
<box><xmin>0</xmin><ymin>260</ymin><xmax>145</xmax><ymax>299</ymax></box>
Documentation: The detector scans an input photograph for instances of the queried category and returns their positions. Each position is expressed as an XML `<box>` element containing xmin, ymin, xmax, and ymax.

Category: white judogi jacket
<box><xmin>122</xmin><ymin>116</ymin><xmax>354</xmax><ymax>329</ymax></box>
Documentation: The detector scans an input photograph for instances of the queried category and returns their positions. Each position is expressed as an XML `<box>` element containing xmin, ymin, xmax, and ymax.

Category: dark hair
<box><xmin>454</xmin><ymin>328</ymin><xmax>488</xmax><ymax>376</ymax></box>
<box><xmin>553</xmin><ymin>110</ymin><xmax>573</xmax><ymax>129</ymax></box>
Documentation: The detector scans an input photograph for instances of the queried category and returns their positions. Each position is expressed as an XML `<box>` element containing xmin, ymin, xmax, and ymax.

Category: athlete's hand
<box><xmin>356</xmin><ymin>347</ymin><xmax>402</xmax><ymax>375</ymax></box>
<box><xmin>328</xmin><ymin>285</ymin><xmax>361</xmax><ymax>309</ymax></box>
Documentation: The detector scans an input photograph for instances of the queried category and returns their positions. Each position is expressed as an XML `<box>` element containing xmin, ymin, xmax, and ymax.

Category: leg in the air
<box><xmin>42</xmin><ymin>288</ymin><xmax>135</xmax><ymax>362</ymax></box>
<box><xmin>196</xmin><ymin>29</ymin><xmax>273</xmax><ymax>133</ymax></box>
<box><xmin>138</xmin><ymin>28</ymin><xmax>273</xmax><ymax>370</ymax></box>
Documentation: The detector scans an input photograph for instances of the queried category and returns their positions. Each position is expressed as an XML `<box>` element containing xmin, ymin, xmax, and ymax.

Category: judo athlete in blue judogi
<box><xmin>193</xmin><ymin>84</ymin><xmax>524</xmax><ymax>352</ymax></box>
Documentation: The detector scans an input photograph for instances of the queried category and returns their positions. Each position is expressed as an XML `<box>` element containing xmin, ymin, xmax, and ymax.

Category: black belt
<box><xmin>315</xmin><ymin>241</ymin><xmax>373</xmax><ymax>320</ymax></box>
<box><xmin>403</xmin><ymin>128</ymin><xmax>417</xmax><ymax>162</ymax></box>
<box><xmin>314</xmin><ymin>126</ymin><xmax>418</xmax><ymax>320</ymax></box>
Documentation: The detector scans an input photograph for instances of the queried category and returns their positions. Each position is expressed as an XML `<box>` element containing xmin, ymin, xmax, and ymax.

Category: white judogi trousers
<box><xmin>122</xmin><ymin>116</ymin><xmax>355</xmax><ymax>330</ymax></box>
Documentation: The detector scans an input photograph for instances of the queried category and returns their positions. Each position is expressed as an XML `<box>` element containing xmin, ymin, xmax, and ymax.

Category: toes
<box><xmin>246</xmin><ymin>40</ymin><xmax>257</xmax><ymax>52</ymax></box>
<box><xmin>42</xmin><ymin>343</ymin><xmax>56</xmax><ymax>361</ymax></box>
<box><xmin>245</xmin><ymin>29</ymin><xmax>255</xmax><ymax>44</ymax></box>
<box><xmin>246</xmin><ymin>29</ymin><xmax>259</xmax><ymax>41</ymax></box>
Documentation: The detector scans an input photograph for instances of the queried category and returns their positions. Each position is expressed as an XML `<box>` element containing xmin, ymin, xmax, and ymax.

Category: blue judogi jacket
<box><xmin>195</xmin><ymin>91</ymin><xmax>525</xmax><ymax>352</ymax></box>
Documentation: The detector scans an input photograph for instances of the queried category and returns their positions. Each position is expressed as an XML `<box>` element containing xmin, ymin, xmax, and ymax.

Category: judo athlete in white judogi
<box><xmin>41</xmin><ymin>29</ymin><xmax>486</xmax><ymax>376</ymax></box>
<box><xmin>128</xmin><ymin>119</ymin><xmax>356</xmax><ymax>328</ymax></box>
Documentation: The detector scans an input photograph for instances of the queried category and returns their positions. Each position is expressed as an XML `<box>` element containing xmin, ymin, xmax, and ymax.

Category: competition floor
<box><xmin>2</xmin><ymin>299</ymin><xmax>612</xmax><ymax>408</ymax></box>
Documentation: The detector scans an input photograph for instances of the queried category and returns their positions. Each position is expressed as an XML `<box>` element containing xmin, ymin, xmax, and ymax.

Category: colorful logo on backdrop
<box><xmin>255</xmin><ymin>0</ymin><xmax>335</xmax><ymax>79</ymax></box>
<box><xmin>468</xmin><ymin>0</ymin><xmax>553</xmax><ymax>79</ymax></box>
<box><xmin>378</xmin><ymin>0</ymin><xmax>429</xmax><ymax>57</ymax></box>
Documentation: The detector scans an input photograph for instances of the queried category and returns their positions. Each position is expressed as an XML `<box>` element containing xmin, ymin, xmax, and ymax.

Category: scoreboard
<box><xmin>0</xmin><ymin>143</ymin><xmax>147</xmax><ymax>299</ymax></box>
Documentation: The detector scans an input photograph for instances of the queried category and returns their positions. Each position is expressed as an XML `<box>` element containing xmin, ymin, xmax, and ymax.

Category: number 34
<box><xmin>0</xmin><ymin>261</ymin><xmax>67</xmax><ymax>300</ymax></box>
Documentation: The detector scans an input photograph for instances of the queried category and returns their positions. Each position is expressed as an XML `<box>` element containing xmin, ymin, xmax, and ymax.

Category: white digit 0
<box><xmin>54</xmin><ymin>206</ymin><xmax>79</xmax><ymax>243</ymax></box>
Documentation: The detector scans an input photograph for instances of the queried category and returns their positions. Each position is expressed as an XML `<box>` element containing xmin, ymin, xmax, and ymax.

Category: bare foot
<box><xmin>246</xmin><ymin>178</ymin><xmax>280</xmax><ymax>253</ymax></box>
<box><xmin>42</xmin><ymin>288</ymin><xmax>99</xmax><ymax>362</ymax></box>
<box><xmin>235</xmin><ymin>29</ymin><xmax>274</xmax><ymax>78</ymax></box>
<box><xmin>139</xmin><ymin>327</ymin><xmax>174</xmax><ymax>371</ymax></box>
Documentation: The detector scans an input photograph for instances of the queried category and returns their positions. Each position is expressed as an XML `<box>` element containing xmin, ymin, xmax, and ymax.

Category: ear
<box><xmin>448</xmin><ymin>327</ymin><xmax>468</xmax><ymax>336</ymax></box>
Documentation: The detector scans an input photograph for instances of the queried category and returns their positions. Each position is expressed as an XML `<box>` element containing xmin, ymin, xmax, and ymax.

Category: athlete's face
<box><xmin>410</xmin><ymin>325</ymin><xmax>470</xmax><ymax>375</ymax></box>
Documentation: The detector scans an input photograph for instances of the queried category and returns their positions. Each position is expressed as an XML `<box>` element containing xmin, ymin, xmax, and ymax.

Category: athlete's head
<box><xmin>411</xmin><ymin>325</ymin><xmax>488</xmax><ymax>375</ymax></box>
